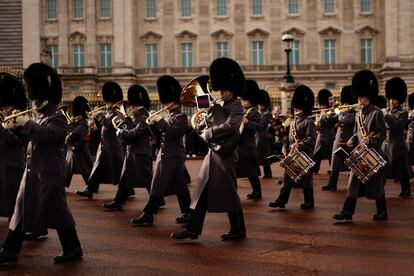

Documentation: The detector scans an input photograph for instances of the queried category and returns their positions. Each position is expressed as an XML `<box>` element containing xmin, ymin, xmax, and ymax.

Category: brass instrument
<box><xmin>0</xmin><ymin>100</ymin><xmax>49</xmax><ymax>129</ymax></box>
<box><xmin>239</xmin><ymin>106</ymin><xmax>256</xmax><ymax>134</ymax></box>
<box><xmin>145</xmin><ymin>103</ymin><xmax>173</xmax><ymax>125</ymax></box>
<box><xmin>87</xmin><ymin>100</ymin><xmax>126</xmax><ymax>118</ymax></box>
<box><xmin>334</xmin><ymin>103</ymin><xmax>360</xmax><ymax>115</ymax></box>
<box><xmin>111</xmin><ymin>101</ymin><xmax>130</xmax><ymax>130</ymax></box>
<box><xmin>59</xmin><ymin>105</ymin><xmax>74</xmax><ymax>124</ymax></box>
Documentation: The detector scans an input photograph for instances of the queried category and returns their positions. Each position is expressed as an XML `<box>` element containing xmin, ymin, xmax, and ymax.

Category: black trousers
<box><xmin>248</xmin><ymin>176</ymin><xmax>262</xmax><ymax>194</ymax></box>
<box><xmin>277</xmin><ymin>186</ymin><xmax>314</xmax><ymax>205</ymax></box>
<box><xmin>143</xmin><ymin>190</ymin><xmax>191</xmax><ymax>215</ymax></box>
<box><xmin>115</xmin><ymin>183</ymin><xmax>150</xmax><ymax>205</ymax></box>
<box><xmin>342</xmin><ymin>195</ymin><xmax>387</xmax><ymax>215</ymax></box>
<box><xmin>263</xmin><ymin>165</ymin><xmax>272</xmax><ymax>177</ymax></box>
<box><xmin>3</xmin><ymin>219</ymin><xmax>81</xmax><ymax>254</ymax></box>
<box><xmin>186</xmin><ymin>185</ymin><xmax>246</xmax><ymax>235</ymax></box>
<box><xmin>328</xmin><ymin>171</ymin><xmax>339</xmax><ymax>186</ymax></box>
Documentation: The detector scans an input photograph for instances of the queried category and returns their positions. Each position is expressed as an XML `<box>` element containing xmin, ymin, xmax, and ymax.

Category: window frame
<box><xmin>99</xmin><ymin>44</ymin><xmax>112</xmax><ymax>68</ymax></box>
<box><xmin>146</xmin><ymin>0</ymin><xmax>157</xmax><ymax>19</ymax></box>
<box><xmin>181</xmin><ymin>0</ymin><xmax>192</xmax><ymax>17</ymax></box>
<box><xmin>360</xmin><ymin>0</ymin><xmax>372</xmax><ymax>14</ymax></box>
<box><xmin>46</xmin><ymin>0</ymin><xmax>57</xmax><ymax>20</ymax></box>
<box><xmin>216</xmin><ymin>42</ymin><xmax>229</xmax><ymax>58</ymax></box>
<box><xmin>288</xmin><ymin>0</ymin><xmax>299</xmax><ymax>15</ymax></box>
<box><xmin>252</xmin><ymin>41</ymin><xmax>264</xmax><ymax>66</ymax></box>
<box><xmin>360</xmin><ymin>39</ymin><xmax>373</xmax><ymax>64</ymax></box>
<box><xmin>289</xmin><ymin>40</ymin><xmax>300</xmax><ymax>65</ymax></box>
<box><xmin>47</xmin><ymin>45</ymin><xmax>59</xmax><ymax>68</ymax></box>
<box><xmin>323</xmin><ymin>0</ymin><xmax>335</xmax><ymax>14</ymax></box>
<box><xmin>73</xmin><ymin>0</ymin><xmax>84</xmax><ymax>19</ymax></box>
<box><xmin>324</xmin><ymin>39</ymin><xmax>336</xmax><ymax>65</ymax></box>
<box><xmin>99</xmin><ymin>0</ymin><xmax>111</xmax><ymax>19</ymax></box>
<box><xmin>73</xmin><ymin>44</ymin><xmax>85</xmax><ymax>68</ymax></box>
<box><xmin>252</xmin><ymin>0</ymin><xmax>263</xmax><ymax>16</ymax></box>
<box><xmin>146</xmin><ymin>44</ymin><xmax>158</xmax><ymax>68</ymax></box>
<box><xmin>216</xmin><ymin>0</ymin><xmax>227</xmax><ymax>17</ymax></box>
<box><xmin>181</xmin><ymin>43</ymin><xmax>193</xmax><ymax>68</ymax></box>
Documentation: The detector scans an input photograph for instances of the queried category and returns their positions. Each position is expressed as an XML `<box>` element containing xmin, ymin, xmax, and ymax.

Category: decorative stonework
<box><xmin>355</xmin><ymin>25</ymin><xmax>379</xmax><ymax>36</ymax></box>
<box><xmin>140</xmin><ymin>31</ymin><xmax>162</xmax><ymax>41</ymax></box>
<box><xmin>175</xmin><ymin>30</ymin><xmax>198</xmax><ymax>39</ymax></box>
<box><xmin>319</xmin><ymin>26</ymin><xmax>342</xmax><ymax>36</ymax></box>
<box><xmin>210</xmin><ymin>29</ymin><xmax>233</xmax><ymax>39</ymax></box>
<box><xmin>69</xmin><ymin>31</ymin><xmax>87</xmax><ymax>43</ymax></box>
<box><xmin>246</xmin><ymin>28</ymin><xmax>269</xmax><ymax>39</ymax></box>
<box><xmin>283</xmin><ymin>27</ymin><xmax>306</xmax><ymax>36</ymax></box>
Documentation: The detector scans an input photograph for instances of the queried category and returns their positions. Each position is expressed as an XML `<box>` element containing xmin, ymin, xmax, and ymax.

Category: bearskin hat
<box><xmin>317</xmin><ymin>89</ymin><xmax>332</xmax><ymax>107</ymax></box>
<box><xmin>374</xmin><ymin>95</ymin><xmax>387</xmax><ymax>109</ymax></box>
<box><xmin>258</xmin><ymin>89</ymin><xmax>271</xmax><ymax>108</ymax></box>
<box><xmin>340</xmin><ymin>85</ymin><xmax>357</xmax><ymax>105</ymax></box>
<box><xmin>0</xmin><ymin>73</ymin><xmax>27</xmax><ymax>111</ymax></box>
<box><xmin>102</xmin><ymin>81</ymin><xmax>123</xmax><ymax>103</ymax></box>
<box><xmin>291</xmin><ymin>85</ymin><xmax>314</xmax><ymax>116</ymax></box>
<box><xmin>385</xmin><ymin>77</ymin><xmax>407</xmax><ymax>104</ymax></box>
<box><xmin>408</xmin><ymin>93</ymin><xmax>414</xmax><ymax>110</ymax></box>
<box><xmin>72</xmin><ymin>96</ymin><xmax>90</xmax><ymax>117</ymax></box>
<box><xmin>23</xmin><ymin>63</ymin><xmax>62</xmax><ymax>104</ymax></box>
<box><xmin>209</xmin><ymin>57</ymin><xmax>245</xmax><ymax>97</ymax></box>
<box><xmin>157</xmin><ymin>75</ymin><xmax>182</xmax><ymax>104</ymax></box>
<box><xmin>128</xmin><ymin>84</ymin><xmax>151</xmax><ymax>110</ymax></box>
<box><xmin>242</xmin><ymin>80</ymin><xmax>260</xmax><ymax>106</ymax></box>
<box><xmin>351</xmin><ymin>70</ymin><xmax>379</xmax><ymax>101</ymax></box>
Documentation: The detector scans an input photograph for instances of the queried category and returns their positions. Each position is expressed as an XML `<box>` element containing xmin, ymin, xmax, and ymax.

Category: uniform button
<box><xmin>27</xmin><ymin>155</ymin><xmax>30</xmax><ymax>158</ymax></box>
<box><xmin>27</xmin><ymin>169</ymin><xmax>31</xmax><ymax>172</ymax></box>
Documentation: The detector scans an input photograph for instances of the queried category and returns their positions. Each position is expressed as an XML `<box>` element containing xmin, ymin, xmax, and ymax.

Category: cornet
<box><xmin>59</xmin><ymin>105</ymin><xmax>74</xmax><ymax>124</ymax></box>
<box><xmin>0</xmin><ymin>100</ymin><xmax>48</xmax><ymax>129</ymax></box>
<box><xmin>145</xmin><ymin>103</ymin><xmax>173</xmax><ymax>125</ymax></box>
<box><xmin>87</xmin><ymin>100</ymin><xmax>126</xmax><ymax>118</ymax></box>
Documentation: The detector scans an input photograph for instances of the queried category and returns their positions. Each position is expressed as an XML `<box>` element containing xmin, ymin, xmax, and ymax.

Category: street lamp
<box><xmin>281</xmin><ymin>33</ymin><xmax>295</xmax><ymax>89</ymax></box>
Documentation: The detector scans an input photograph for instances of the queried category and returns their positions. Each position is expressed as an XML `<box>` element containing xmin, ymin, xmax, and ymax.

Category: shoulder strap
<box><xmin>356</xmin><ymin>111</ymin><xmax>368</xmax><ymax>138</ymax></box>
<box><xmin>291</xmin><ymin>117</ymin><xmax>298</xmax><ymax>143</ymax></box>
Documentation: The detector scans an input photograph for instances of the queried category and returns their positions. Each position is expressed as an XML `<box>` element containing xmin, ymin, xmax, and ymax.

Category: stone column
<box><xmin>58</xmin><ymin>0</ymin><xmax>69</xmax><ymax>67</ymax></box>
<box><xmin>22</xmin><ymin>0</ymin><xmax>41</xmax><ymax>67</ymax></box>
<box><xmin>86</xmin><ymin>0</ymin><xmax>96</xmax><ymax>67</ymax></box>
<box><xmin>384</xmin><ymin>0</ymin><xmax>400</xmax><ymax>68</ymax></box>
<box><xmin>113</xmin><ymin>0</ymin><xmax>125</xmax><ymax>68</ymax></box>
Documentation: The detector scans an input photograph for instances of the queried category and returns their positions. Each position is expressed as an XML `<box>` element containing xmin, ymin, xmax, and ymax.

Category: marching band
<box><xmin>1</xmin><ymin>59</ymin><xmax>414</xmax><ymax>265</ymax></box>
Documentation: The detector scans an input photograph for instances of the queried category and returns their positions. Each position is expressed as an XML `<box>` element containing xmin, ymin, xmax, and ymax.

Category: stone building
<box><xmin>3</xmin><ymin>0</ymin><xmax>414</xmax><ymax>109</ymax></box>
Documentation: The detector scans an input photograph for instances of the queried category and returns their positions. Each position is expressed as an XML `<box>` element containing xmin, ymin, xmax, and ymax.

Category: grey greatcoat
<box><xmin>190</xmin><ymin>98</ymin><xmax>243</xmax><ymax>213</ymax></box>
<box><xmin>236</xmin><ymin>108</ymin><xmax>263</xmax><ymax>178</ymax></box>
<box><xmin>383</xmin><ymin>106</ymin><xmax>413</xmax><ymax>180</ymax></box>
<box><xmin>407</xmin><ymin>112</ymin><xmax>414</xmax><ymax>165</ymax></box>
<box><xmin>118</xmin><ymin>108</ymin><xmax>153</xmax><ymax>189</ymax></box>
<box><xmin>330</xmin><ymin>109</ymin><xmax>357</xmax><ymax>172</ymax></box>
<box><xmin>150</xmin><ymin>107</ymin><xmax>188</xmax><ymax>197</ymax></box>
<box><xmin>88</xmin><ymin>111</ymin><xmax>125</xmax><ymax>185</ymax></box>
<box><xmin>0</xmin><ymin>127</ymin><xmax>26</xmax><ymax>217</ymax></box>
<box><xmin>313</xmin><ymin>114</ymin><xmax>336</xmax><ymax>160</ymax></box>
<box><xmin>65</xmin><ymin>118</ymin><xmax>93</xmax><ymax>186</ymax></box>
<box><xmin>9</xmin><ymin>104</ymin><xmax>76</xmax><ymax>234</ymax></box>
<box><xmin>347</xmin><ymin>104</ymin><xmax>387</xmax><ymax>199</ymax></box>
<box><xmin>256</xmin><ymin>110</ymin><xmax>272</xmax><ymax>166</ymax></box>
<box><xmin>282</xmin><ymin>115</ymin><xmax>316</xmax><ymax>189</ymax></box>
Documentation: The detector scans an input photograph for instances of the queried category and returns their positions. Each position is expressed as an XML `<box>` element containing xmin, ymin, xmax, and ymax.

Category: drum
<box><xmin>344</xmin><ymin>143</ymin><xmax>387</xmax><ymax>183</ymax></box>
<box><xmin>280</xmin><ymin>148</ymin><xmax>315</xmax><ymax>182</ymax></box>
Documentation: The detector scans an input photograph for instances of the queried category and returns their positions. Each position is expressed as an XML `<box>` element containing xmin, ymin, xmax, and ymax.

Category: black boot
<box><xmin>222</xmin><ymin>210</ymin><xmax>246</xmax><ymax>241</ymax></box>
<box><xmin>0</xmin><ymin>248</ymin><xmax>17</xmax><ymax>265</ymax></box>
<box><xmin>175</xmin><ymin>211</ymin><xmax>192</xmax><ymax>224</ymax></box>
<box><xmin>55</xmin><ymin>228</ymin><xmax>83</xmax><ymax>264</ymax></box>
<box><xmin>75</xmin><ymin>189</ymin><xmax>93</xmax><ymax>199</ymax></box>
<box><xmin>247</xmin><ymin>177</ymin><xmax>262</xmax><ymax>200</ymax></box>
<box><xmin>102</xmin><ymin>200</ymin><xmax>123</xmax><ymax>211</ymax></box>
<box><xmin>268</xmin><ymin>187</ymin><xmax>290</xmax><ymax>209</ymax></box>
<box><xmin>333</xmin><ymin>197</ymin><xmax>356</xmax><ymax>221</ymax></box>
<box><xmin>170</xmin><ymin>230</ymin><xmax>198</xmax><ymax>240</ymax></box>
<box><xmin>24</xmin><ymin>229</ymin><xmax>48</xmax><ymax>240</ymax></box>
<box><xmin>322</xmin><ymin>171</ymin><xmax>339</xmax><ymax>191</ymax></box>
<box><xmin>130</xmin><ymin>213</ymin><xmax>154</xmax><ymax>226</ymax></box>
<box><xmin>373</xmin><ymin>196</ymin><xmax>388</xmax><ymax>221</ymax></box>
<box><xmin>300</xmin><ymin>187</ymin><xmax>314</xmax><ymax>210</ymax></box>
<box><xmin>399</xmin><ymin>179</ymin><xmax>412</xmax><ymax>197</ymax></box>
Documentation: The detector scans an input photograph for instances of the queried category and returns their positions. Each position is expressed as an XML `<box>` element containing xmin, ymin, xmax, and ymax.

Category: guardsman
<box><xmin>383</xmin><ymin>77</ymin><xmax>413</xmax><ymax>197</ymax></box>
<box><xmin>333</xmin><ymin>70</ymin><xmax>388</xmax><ymax>222</ymax></box>
<box><xmin>407</xmin><ymin>93</ymin><xmax>414</xmax><ymax>167</ymax></box>
<box><xmin>237</xmin><ymin>80</ymin><xmax>264</xmax><ymax>200</ymax></box>
<box><xmin>65</xmin><ymin>96</ymin><xmax>93</xmax><ymax>187</ymax></box>
<box><xmin>268</xmin><ymin>85</ymin><xmax>316</xmax><ymax>210</ymax></box>
<box><xmin>171</xmin><ymin>58</ymin><xmax>247</xmax><ymax>241</ymax></box>
<box><xmin>257</xmin><ymin>89</ymin><xmax>273</xmax><ymax>179</ymax></box>
<box><xmin>130</xmin><ymin>76</ymin><xmax>191</xmax><ymax>226</ymax></box>
<box><xmin>0</xmin><ymin>63</ymin><xmax>82</xmax><ymax>265</ymax></box>
<box><xmin>76</xmin><ymin>82</ymin><xmax>125</xmax><ymax>198</ymax></box>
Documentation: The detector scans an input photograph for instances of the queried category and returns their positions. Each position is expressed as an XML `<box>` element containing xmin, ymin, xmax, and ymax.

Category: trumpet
<box><xmin>0</xmin><ymin>100</ymin><xmax>48</xmax><ymax>129</ymax></box>
<box><xmin>59</xmin><ymin>106</ymin><xmax>74</xmax><ymax>124</ymax></box>
<box><xmin>87</xmin><ymin>100</ymin><xmax>126</xmax><ymax>118</ymax></box>
<box><xmin>334</xmin><ymin>103</ymin><xmax>360</xmax><ymax>115</ymax></box>
<box><xmin>145</xmin><ymin>104</ymin><xmax>172</xmax><ymax>125</ymax></box>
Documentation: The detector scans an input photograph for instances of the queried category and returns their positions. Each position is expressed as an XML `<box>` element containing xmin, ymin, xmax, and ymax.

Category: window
<box><xmin>146</xmin><ymin>44</ymin><xmax>158</xmax><ymax>68</ymax></box>
<box><xmin>146</xmin><ymin>0</ymin><xmax>156</xmax><ymax>18</ymax></box>
<box><xmin>252</xmin><ymin>41</ymin><xmax>264</xmax><ymax>65</ymax></box>
<box><xmin>100</xmin><ymin>44</ymin><xmax>112</xmax><ymax>68</ymax></box>
<box><xmin>181</xmin><ymin>43</ymin><xmax>193</xmax><ymax>68</ymax></box>
<box><xmin>73</xmin><ymin>44</ymin><xmax>85</xmax><ymax>67</ymax></box>
<box><xmin>216</xmin><ymin>0</ymin><xmax>227</xmax><ymax>16</ymax></box>
<box><xmin>324</xmin><ymin>40</ymin><xmax>336</xmax><ymax>64</ymax></box>
<box><xmin>360</xmin><ymin>39</ymin><xmax>373</xmax><ymax>64</ymax></box>
<box><xmin>47</xmin><ymin>45</ymin><xmax>58</xmax><ymax>68</ymax></box>
<box><xmin>289</xmin><ymin>41</ymin><xmax>300</xmax><ymax>65</ymax></box>
<box><xmin>360</xmin><ymin>0</ymin><xmax>371</xmax><ymax>13</ymax></box>
<box><xmin>182</xmin><ymin>0</ymin><xmax>191</xmax><ymax>17</ymax></box>
<box><xmin>100</xmin><ymin>0</ymin><xmax>110</xmax><ymax>18</ymax></box>
<box><xmin>324</xmin><ymin>0</ymin><xmax>334</xmax><ymax>14</ymax></box>
<box><xmin>288</xmin><ymin>0</ymin><xmax>299</xmax><ymax>15</ymax></box>
<box><xmin>73</xmin><ymin>0</ymin><xmax>83</xmax><ymax>18</ymax></box>
<box><xmin>46</xmin><ymin>0</ymin><xmax>57</xmax><ymax>19</ymax></box>
<box><xmin>252</xmin><ymin>0</ymin><xmax>262</xmax><ymax>16</ymax></box>
<box><xmin>216</xmin><ymin>42</ymin><xmax>228</xmax><ymax>58</ymax></box>
<box><xmin>147</xmin><ymin>86</ymin><xmax>157</xmax><ymax>94</ymax></box>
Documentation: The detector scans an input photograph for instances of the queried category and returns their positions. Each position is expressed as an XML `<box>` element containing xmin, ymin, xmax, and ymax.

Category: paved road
<box><xmin>1</xmin><ymin>160</ymin><xmax>414</xmax><ymax>275</ymax></box>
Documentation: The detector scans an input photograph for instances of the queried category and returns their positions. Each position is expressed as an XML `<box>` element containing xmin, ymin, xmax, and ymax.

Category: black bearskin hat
<box><xmin>128</xmin><ymin>84</ymin><xmax>151</xmax><ymax>110</ymax></box>
<box><xmin>242</xmin><ymin>80</ymin><xmax>260</xmax><ymax>106</ymax></box>
<box><xmin>102</xmin><ymin>81</ymin><xmax>123</xmax><ymax>103</ymax></box>
<box><xmin>340</xmin><ymin>85</ymin><xmax>357</xmax><ymax>104</ymax></box>
<box><xmin>258</xmin><ymin>89</ymin><xmax>271</xmax><ymax>108</ymax></box>
<box><xmin>351</xmin><ymin>70</ymin><xmax>379</xmax><ymax>101</ymax></box>
<box><xmin>374</xmin><ymin>95</ymin><xmax>387</xmax><ymax>109</ymax></box>
<box><xmin>23</xmin><ymin>63</ymin><xmax>62</xmax><ymax>104</ymax></box>
<box><xmin>317</xmin><ymin>89</ymin><xmax>332</xmax><ymax>107</ymax></box>
<box><xmin>72</xmin><ymin>96</ymin><xmax>90</xmax><ymax>117</ymax></box>
<box><xmin>209</xmin><ymin>57</ymin><xmax>245</xmax><ymax>96</ymax></box>
<box><xmin>291</xmin><ymin>85</ymin><xmax>314</xmax><ymax>116</ymax></box>
<box><xmin>0</xmin><ymin>73</ymin><xmax>27</xmax><ymax>111</ymax></box>
<box><xmin>156</xmin><ymin>75</ymin><xmax>182</xmax><ymax>104</ymax></box>
<box><xmin>408</xmin><ymin>93</ymin><xmax>414</xmax><ymax>110</ymax></box>
<box><xmin>385</xmin><ymin>77</ymin><xmax>407</xmax><ymax>104</ymax></box>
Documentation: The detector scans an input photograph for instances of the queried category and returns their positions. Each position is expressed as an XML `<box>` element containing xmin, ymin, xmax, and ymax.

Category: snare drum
<box><xmin>344</xmin><ymin>143</ymin><xmax>387</xmax><ymax>183</ymax></box>
<box><xmin>280</xmin><ymin>148</ymin><xmax>316</xmax><ymax>182</ymax></box>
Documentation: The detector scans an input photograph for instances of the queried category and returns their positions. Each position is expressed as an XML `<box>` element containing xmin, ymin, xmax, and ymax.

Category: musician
<box><xmin>237</xmin><ymin>80</ymin><xmax>264</xmax><ymax>200</ymax></box>
<box><xmin>383</xmin><ymin>77</ymin><xmax>413</xmax><ymax>197</ymax></box>
<box><xmin>0</xmin><ymin>63</ymin><xmax>82</xmax><ymax>265</ymax></box>
<box><xmin>65</xmin><ymin>96</ymin><xmax>93</xmax><ymax>187</ymax></box>
<box><xmin>268</xmin><ymin>85</ymin><xmax>316</xmax><ymax>210</ymax></box>
<box><xmin>322</xmin><ymin>86</ymin><xmax>357</xmax><ymax>191</ymax></box>
<box><xmin>313</xmin><ymin>89</ymin><xmax>336</xmax><ymax>174</ymax></box>
<box><xmin>102</xmin><ymin>84</ymin><xmax>153</xmax><ymax>211</ymax></box>
<box><xmin>407</xmin><ymin>93</ymin><xmax>414</xmax><ymax>166</ymax></box>
<box><xmin>0</xmin><ymin>72</ymin><xmax>27</xmax><ymax>220</ymax></box>
<box><xmin>130</xmin><ymin>76</ymin><xmax>191</xmax><ymax>226</ymax></box>
<box><xmin>257</xmin><ymin>89</ymin><xmax>273</xmax><ymax>178</ymax></box>
<box><xmin>333</xmin><ymin>70</ymin><xmax>388</xmax><ymax>221</ymax></box>
<box><xmin>171</xmin><ymin>57</ymin><xmax>246</xmax><ymax>241</ymax></box>
<box><xmin>76</xmin><ymin>81</ymin><xmax>125</xmax><ymax>199</ymax></box>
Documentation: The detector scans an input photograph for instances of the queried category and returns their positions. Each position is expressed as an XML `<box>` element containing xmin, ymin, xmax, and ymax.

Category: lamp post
<box><xmin>280</xmin><ymin>33</ymin><xmax>296</xmax><ymax>114</ymax></box>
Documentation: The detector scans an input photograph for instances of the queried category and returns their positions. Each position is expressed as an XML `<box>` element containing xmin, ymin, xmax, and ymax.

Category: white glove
<box><xmin>15</xmin><ymin>115</ymin><xmax>31</xmax><ymax>127</ymax></box>
<box><xmin>200</xmin><ymin>130</ymin><xmax>207</xmax><ymax>142</ymax></box>
<box><xmin>382</xmin><ymin>108</ymin><xmax>388</xmax><ymax>116</ymax></box>
<box><xmin>151</xmin><ymin>113</ymin><xmax>164</xmax><ymax>124</ymax></box>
